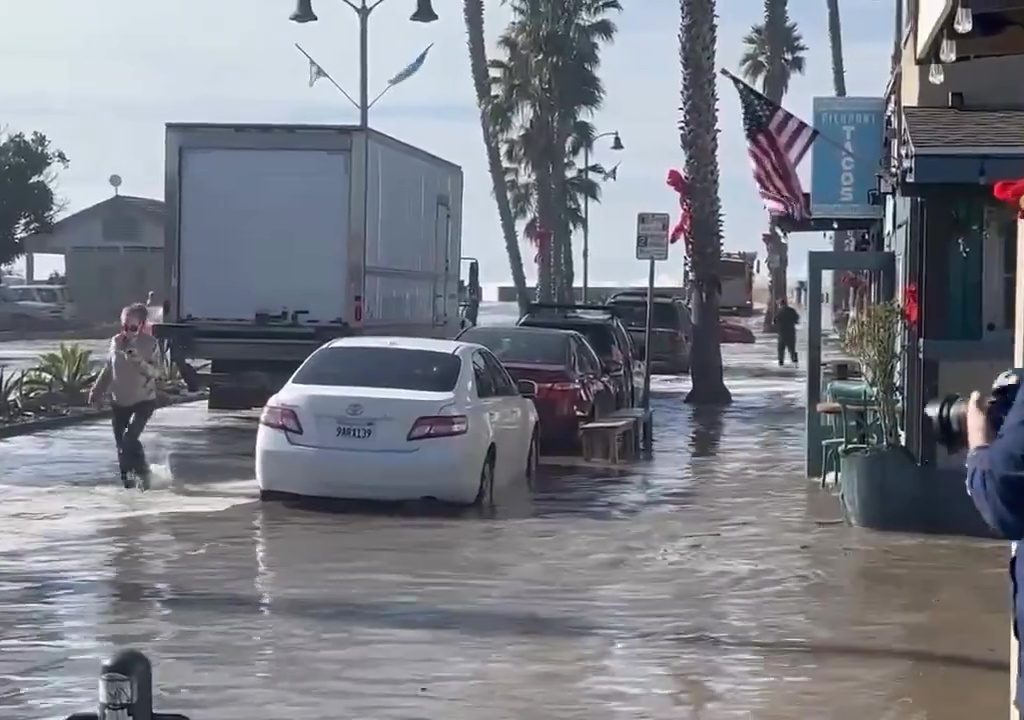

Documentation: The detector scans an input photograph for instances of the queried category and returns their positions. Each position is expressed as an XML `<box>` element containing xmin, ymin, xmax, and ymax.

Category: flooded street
<box><xmin>0</xmin><ymin>305</ymin><xmax>1010</xmax><ymax>719</ymax></box>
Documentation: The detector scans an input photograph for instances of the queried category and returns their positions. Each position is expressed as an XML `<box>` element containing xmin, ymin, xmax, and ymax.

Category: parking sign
<box><xmin>636</xmin><ymin>212</ymin><xmax>670</xmax><ymax>261</ymax></box>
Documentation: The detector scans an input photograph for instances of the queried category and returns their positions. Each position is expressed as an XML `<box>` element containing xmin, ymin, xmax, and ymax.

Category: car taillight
<box><xmin>536</xmin><ymin>381</ymin><xmax>579</xmax><ymax>396</ymax></box>
<box><xmin>407</xmin><ymin>415</ymin><xmax>468</xmax><ymax>440</ymax></box>
<box><xmin>259</xmin><ymin>405</ymin><xmax>303</xmax><ymax>434</ymax></box>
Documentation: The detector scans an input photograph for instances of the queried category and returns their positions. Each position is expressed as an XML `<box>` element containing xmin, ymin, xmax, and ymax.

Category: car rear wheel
<box><xmin>525</xmin><ymin>429</ymin><xmax>539</xmax><ymax>488</ymax></box>
<box><xmin>473</xmin><ymin>450</ymin><xmax>496</xmax><ymax>507</ymax></box>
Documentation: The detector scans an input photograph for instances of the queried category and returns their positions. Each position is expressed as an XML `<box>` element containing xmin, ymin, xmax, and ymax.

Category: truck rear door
<box><xmin>177</xmin><ymin>147</ymin><xmax>350</xmax><ymax>325</ymax></box>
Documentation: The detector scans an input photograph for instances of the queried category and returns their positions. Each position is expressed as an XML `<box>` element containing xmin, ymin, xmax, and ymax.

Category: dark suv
<box><xmin>606</xmin><ymin>292</ymin><xmax>692</xmax><ymax>374</ymax></box>
<box><xmin>517</xmin><ymin>303</ymin><xmax>644</xmax><ymax>408</ymax></box>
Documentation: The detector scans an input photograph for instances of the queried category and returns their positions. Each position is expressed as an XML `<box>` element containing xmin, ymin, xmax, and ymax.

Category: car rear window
<box><xmin>291</xmin><ymin>347</ymin><xmax>461</xmax><ymax>392</ymax></box>
<box><xmin>610</xmin><ymin>301</ymin><xmax>679</xmax><ymax>329</ymax></box>
<box><xmin>460</xmin><ymin>328</ymin><xmax>568</xmax><ymax>366</ymax></box>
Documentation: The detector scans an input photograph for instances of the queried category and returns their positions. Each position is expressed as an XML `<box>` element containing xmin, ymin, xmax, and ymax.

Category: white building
<box><xmin>21</xmin><ymin>195</ymin><xmax>165</xmax><ymax>324</ymax></box>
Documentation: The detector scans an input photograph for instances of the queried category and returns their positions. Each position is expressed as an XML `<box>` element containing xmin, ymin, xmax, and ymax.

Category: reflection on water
<box><xmin>0</xmin><ymin>304</ymin><xmax>1011</xmax><ymax>719</ymax></box>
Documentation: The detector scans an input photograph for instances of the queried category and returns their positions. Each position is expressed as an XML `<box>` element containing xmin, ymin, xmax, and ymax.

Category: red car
<box><xmin>456</xmin><ymin>325</ymin><xmax>616</xmax><ymax>448</ymax></box>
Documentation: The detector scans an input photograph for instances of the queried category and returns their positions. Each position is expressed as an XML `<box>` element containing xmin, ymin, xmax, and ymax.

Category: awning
<box><xmin>903</xmin><ymin>106</ymin><xmax>1024</xmax><ymax>184</ymax></box>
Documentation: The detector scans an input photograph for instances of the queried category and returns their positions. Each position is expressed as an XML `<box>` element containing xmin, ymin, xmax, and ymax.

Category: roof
<box><xmin>47</xmin><ymin>195</ymin><xmax>165</xmax><ymax>233</ymax></box>
<box><xmin>904</xmin><ymin>107</ymin><xmax>1024</xmax><ymax>155</ymax></box>
<box><xmin>326</xmin><ymin>336</ymin><xmax>466</xmax><ymax>354</ymax></box>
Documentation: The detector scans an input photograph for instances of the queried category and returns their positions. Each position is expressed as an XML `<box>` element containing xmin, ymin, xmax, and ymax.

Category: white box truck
<box><xmin>154</xmin><ymin>123</ymin><xmax>464</xmax><ymax>409</ymax></box>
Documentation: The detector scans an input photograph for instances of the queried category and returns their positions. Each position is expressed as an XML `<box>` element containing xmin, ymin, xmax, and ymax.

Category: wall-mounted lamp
<box><xmin>953</xmin><ymin>5</ymin><xmax>973</xmax><ymax>34</ymax></box>
<box><xmin>939</xmin><ymin>37</ymin><xmax>958</xmax><ymax>64</ymax></box>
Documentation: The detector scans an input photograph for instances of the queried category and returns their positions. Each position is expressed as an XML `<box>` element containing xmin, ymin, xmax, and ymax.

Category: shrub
<box><xmin>22</xmin><ymin>343</ymin><xmax>96</xmax><ymax>406</ymax></box>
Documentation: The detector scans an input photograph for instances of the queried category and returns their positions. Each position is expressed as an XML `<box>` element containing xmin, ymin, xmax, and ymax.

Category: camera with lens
<box><xmin>923</xmin><ymin>369</ymin><xmax>1021</xmax><ymax>452</ymax></box>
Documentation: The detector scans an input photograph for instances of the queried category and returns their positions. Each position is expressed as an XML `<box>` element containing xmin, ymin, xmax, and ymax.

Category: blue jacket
<box><xmin>966</xmin><ymin>384</ymin><xmax>1024</xmax><ymax>708</ymax></box>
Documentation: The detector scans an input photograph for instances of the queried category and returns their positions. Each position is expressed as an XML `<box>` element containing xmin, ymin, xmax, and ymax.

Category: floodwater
<box><xmin>0</xmin><ymin>304</ymin><xmax>1011</xmax><ymax>719</ymax></box>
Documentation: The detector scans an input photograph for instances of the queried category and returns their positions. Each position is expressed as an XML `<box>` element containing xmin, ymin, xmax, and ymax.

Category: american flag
<box><xmin>724</xmin><ymin>71</ymin><xmax>818</xmax><ymax>220</ymax></box>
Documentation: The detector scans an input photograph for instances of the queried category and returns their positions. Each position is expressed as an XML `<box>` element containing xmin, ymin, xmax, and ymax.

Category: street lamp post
<box><xmin>582</xmin><ymin>130</ymin><xmax>624</xmax><ymax>303</ymax></box>
<box><xmin>290</xmin><ymin>0</ymin><xmax>438</xmax><ymax>129</ymax></box>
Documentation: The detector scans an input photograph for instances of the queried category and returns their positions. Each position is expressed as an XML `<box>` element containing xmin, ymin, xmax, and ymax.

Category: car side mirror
<box><xmin>517</xmin><ymin>379</ymin><xmax>538</xmax><ymax>399</ymax></box>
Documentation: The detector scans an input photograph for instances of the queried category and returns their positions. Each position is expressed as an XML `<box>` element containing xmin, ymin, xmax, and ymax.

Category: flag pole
<box><xmin>719</xmin><ymin>68</ymin><xmax>861</xmax><ymax>163</ymax></box>
<box><xmin>295</xmin><ymin>43</ymin><xmax>360</xmax><ymax>110</ymax></box>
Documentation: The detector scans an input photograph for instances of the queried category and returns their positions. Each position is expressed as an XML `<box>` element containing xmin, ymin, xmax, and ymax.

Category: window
<box><xmin>943</xmin><ymin>198</ymin><xmax>984</xmax><ymax>340</ymax></box>
<box><xmin>610</xmin><ymin>301</ymin><xmax>679</xmax><ymax>330</ymax></box>
<box><xmin>481</xmin><ymin>350</ymin><xmax>517</xmax><ymax>396</ymax></box>
<box><xmin>460</xmin><ymin>327</ymin><xmax>568</xmax><ymax>366</ymax></box>
<box><xmin>291</xmin><ymin>347</ymin><xmax>461</xmax><ymax>392</ymax></box>
<box><xmin>472</xmin><ymin>352</ymin><xmax>496</xmax><ymax>398</ymax></box>
<box><xmin>573</xmin><ymin>336</ymin><xmax>601</xmax><ymax>375</ymax></box>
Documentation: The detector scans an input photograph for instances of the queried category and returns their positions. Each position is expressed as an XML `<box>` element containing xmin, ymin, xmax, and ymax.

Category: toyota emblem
<box><xmin>346</xmin><ymin>403</ymin><xmax>364</xmax><ymax>417</ymax></box>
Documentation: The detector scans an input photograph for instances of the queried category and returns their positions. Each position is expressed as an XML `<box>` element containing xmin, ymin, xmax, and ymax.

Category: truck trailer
<box><xmin>154</xmin><ymin>123</ymin><xmax>464</xmax><ymax>410</ymax></box>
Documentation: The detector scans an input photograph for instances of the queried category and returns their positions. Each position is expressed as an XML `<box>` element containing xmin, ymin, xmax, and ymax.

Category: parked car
<box><xmin>720</xmin><ymin>319</ymin><xmax>756</xmax><ymax>344</ymax></box>
<box><xmin>256</xmin><ymin>337</ymin><xmax>539</xmax><ymax>506</ymax></box>
<box><xmin>606</xmin><ymin>291</ymin><xmax>692</xmax><ymax>374</ymax></box>
<box><xmin>456</xmin><ymin>325</ymin><xmax>617</xmax><ymax>448</ymax></box>
<box><xmin>1</xmin><ymin>284</ymin><xmax>76</xmax><ymax>321</ymax></box>
<box><xmin>517</xmin><ymin>304</ymin><xmax>644</xmax><ymax>409</ymax></box>
<box><xmin>0</xmin><ymin>286</ymin><xmax>68</xmax><ymax>329</ymax></box>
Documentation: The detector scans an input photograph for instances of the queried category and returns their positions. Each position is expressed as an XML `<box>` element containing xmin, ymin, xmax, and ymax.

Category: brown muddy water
<box><xmin>0</xmin><ymin>305</ymin><xmax>1011</xmax><ymax>719</ymax></box>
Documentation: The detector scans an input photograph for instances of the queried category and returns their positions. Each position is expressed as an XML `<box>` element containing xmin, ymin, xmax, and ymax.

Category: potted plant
<box><xmin>837</xmin><ymin>299</ymin><xmax>921</xmax><ymax>531</ymax></box>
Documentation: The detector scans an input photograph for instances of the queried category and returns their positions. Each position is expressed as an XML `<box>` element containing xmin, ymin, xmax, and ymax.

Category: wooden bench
<box><xmin>607</xmin><ymin>407</ymin><xmax>653</xmax><ymax>453</ymax></box>
<box><xmin>580</xmin><ymin>419</ymin><xmax>637</xmax><ymax>464</ymax></box>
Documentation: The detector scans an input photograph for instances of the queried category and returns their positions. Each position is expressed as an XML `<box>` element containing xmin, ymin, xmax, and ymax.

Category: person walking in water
<box><xmin>776</xmin><ymin>298</ymin><xmax>800</xmax><ymax>366</ymax></box>
<box><xmin>88</xmin><ymin>303</ymin><xmax>161</xmax><ymax>488</ymax></box>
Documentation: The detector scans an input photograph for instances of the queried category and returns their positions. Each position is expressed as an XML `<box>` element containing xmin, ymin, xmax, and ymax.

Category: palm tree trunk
<box><xmin>463</xmin><ymin>0</ymin><xmax>530</xmax><ymax>315</ymax></box>
<box><xmin>761</xmin><ymin>0</ymin><xmax>788</xmax><ymax>332</ymax></box>
<box><xmin>552</xmin><ymin>117</ymin><xmax>575</xmax><ymax>303</ymax></box>
<box><xmin>826</xmin><ymin>0</ymin><xmax>846</xmax><ymax>96</ymax></box>
<box><xmin>827</xmin><ymin>0</ymin><xmax>851</xmax><ymax>321</ymax></box>
<box><xmin>680</xmin><ymin>0</ymin><xmax>731</xmax><ymax>405</ymax></box>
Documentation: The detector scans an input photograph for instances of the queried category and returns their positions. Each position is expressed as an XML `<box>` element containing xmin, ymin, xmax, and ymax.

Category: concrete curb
<box><xmin>0</xmin><ymin>391</ymin><xmax>208</xmax><ymax>440</ymax></box>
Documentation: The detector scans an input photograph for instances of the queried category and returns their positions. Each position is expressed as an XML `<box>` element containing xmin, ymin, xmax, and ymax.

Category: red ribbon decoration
<box><xmin>993</xmin><ymin>179</ymin><xmax>1024</xmax><ymax>219</ymax></box>
<box><xmin>666</xmin><ymin>169</ymin><xmax>692</xmax><ymax>251</ymax></box>
<box><xmin>527</xmin><ymin>223</ymin><xmax>551</xmax><ymax>265</ymax></box>
<box><xmin>903</xmin><ymin>282</ymin><xmax>920</xmax><ymax>327</ymax></box>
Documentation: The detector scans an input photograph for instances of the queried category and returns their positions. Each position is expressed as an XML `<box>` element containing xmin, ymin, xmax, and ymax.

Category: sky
<box><xmin>2</xmin><ymin>0</ymin><xmax>895</xmax><ymax>288</ymax></box>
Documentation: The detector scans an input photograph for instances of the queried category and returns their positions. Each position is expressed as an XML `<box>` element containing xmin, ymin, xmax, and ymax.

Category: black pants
<box><xmin>112</xmin><ymin>401</ymin><xmax>155</xmax><ymax>481</ymax></box>
<box><xmin>777</xmin><ymin>335</ymin><xmax>798</xmax><ymax>365</ymax></box>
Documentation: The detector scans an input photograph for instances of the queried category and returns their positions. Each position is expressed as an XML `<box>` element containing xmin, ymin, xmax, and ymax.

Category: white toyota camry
<box><xmin>256</xmin><ymin>336</ymin><xmax>540</xmax><ymax>505</ymax></box>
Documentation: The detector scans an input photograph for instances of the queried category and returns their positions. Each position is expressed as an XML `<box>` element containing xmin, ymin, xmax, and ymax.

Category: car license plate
<box><xmin>336</xmin><ymin>424</ymin><xmax>373</xmax><ymax>440</ymax></box>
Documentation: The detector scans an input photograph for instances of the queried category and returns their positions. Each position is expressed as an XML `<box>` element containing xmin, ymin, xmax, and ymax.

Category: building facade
<box><xmin>888</xmin><ymin>0</ymin><xmax>1024</xmax><ymax>469</ymax></box>
<box><xmin>22</xmin><ymin>195</ymin><xmax>166</xmax><ymax>325</ymax></box>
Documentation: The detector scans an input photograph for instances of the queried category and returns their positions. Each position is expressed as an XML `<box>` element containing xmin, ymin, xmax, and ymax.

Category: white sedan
<box><xmin>256</xmin><ymin>336</ymin><xmax>540</xmax><ymax>505</ymax></box>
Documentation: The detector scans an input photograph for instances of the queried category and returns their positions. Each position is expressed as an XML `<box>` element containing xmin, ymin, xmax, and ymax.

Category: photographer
<box><xmin>965</xmin><ymin>377</ymin><xmax>1024</xmax><ymax>710</ymax></box>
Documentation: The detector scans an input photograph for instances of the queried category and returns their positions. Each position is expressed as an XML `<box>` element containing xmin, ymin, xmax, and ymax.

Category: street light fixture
<box><xmin>582</xmin><ymin>130</ymin><xmax>624</xmax><ymax>302</ymax></box>
<box><xmin>290</xmin><ymin>0</ymin><xmax>439</xmax><ymax>128</ymax></box>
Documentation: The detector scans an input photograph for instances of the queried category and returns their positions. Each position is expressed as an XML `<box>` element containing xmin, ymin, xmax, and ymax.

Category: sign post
<box><xmin>636</xmin><ymin>212</ymin><xmax>670</xmax><ymax>453</ymax></box>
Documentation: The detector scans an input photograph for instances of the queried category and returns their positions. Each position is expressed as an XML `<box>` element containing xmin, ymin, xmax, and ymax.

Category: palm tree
<box><xmin>761</xmin><ymin>0</ymin><xmax>791</xmax><ymax>104</ymax></box>
<box><xmin>679</xmin><ymin>0</ymin><xmax>731</xmax><ymax>405</ymax></box>
<box><xmin>740</xmin><ymin>3</ymin><xmax>806</xmax><ymax>330</ymax></box>
<box><xmin>738</xmin><ymin>20</ymin><xmax>808</xmax><ymax>99</ymax></box>
<box><xmin>489</xmin><ymin>0</ymin><xmax>621</xmax><ymax>302</ymax></box>
<box><xmin>463</xmin><ymin>0</ymin><xmax>530</xmax><ymax>315</ymax></box>
<box><xmin>503</xmin><ymin>120</ymin><xmax>603</xmax><ymax>294</ymax></box>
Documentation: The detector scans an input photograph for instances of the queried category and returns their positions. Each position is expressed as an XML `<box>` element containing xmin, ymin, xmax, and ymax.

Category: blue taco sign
<box><xmin>810</xmin><ymin>97</ymin><xmax>885</xmax><ymax>219</ymax></box>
